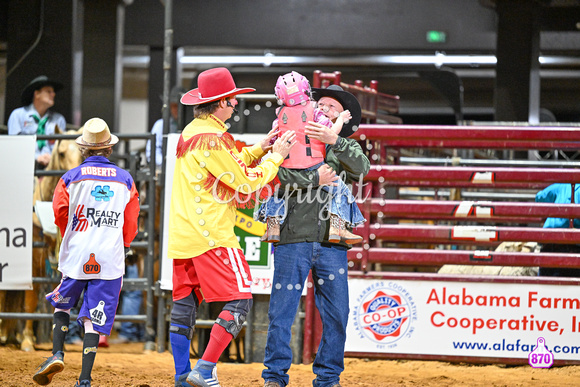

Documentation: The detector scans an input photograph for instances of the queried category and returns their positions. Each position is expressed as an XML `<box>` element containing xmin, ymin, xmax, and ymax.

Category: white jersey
<box><xmin>53</xmin><ymin>155</ymin><xmax>140</xmax><ymax>280</ymax></box>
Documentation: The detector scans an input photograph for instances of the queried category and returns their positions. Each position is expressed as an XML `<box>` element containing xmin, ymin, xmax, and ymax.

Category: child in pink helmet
<box><xmin>255</xmin><ymin>71</ymin><xmax>365</xmax><ymax>244</ymax></box>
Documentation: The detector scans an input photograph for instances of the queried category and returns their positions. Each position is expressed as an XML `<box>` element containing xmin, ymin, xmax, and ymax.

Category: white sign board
<box><xmin>159</xmin><ymin>133</ymin><xmax>179</xmax><ymax>291</ymax></box>
<box><xmin>0</xmin><ymin>136</ymin><xmax>35</xmax><ymax>289</ymax></box>
<box><xmin>346</xmin><ymin>278</ymin><xmax>580</xmax><ymax>361</ymax></box>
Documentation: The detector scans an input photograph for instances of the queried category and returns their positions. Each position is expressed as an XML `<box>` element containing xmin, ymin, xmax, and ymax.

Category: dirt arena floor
<box><xmin>3</xmin><ymin>342</ymin><xmax>580</xmax><ymax>387</ymax></box>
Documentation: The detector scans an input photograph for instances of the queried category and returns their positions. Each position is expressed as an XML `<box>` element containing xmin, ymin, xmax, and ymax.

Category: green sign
<box><xmin>234</xmin><ymin>207</ymin><xmax>271</xmax><ymax>268</ymax></box>
<box><xmin>426</xmin><ymin>30</ymin><xmax>447</xmax><ymax>43</ymax></box>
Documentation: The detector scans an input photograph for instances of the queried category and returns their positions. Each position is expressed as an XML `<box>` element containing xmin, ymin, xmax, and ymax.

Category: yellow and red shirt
<box><xmin>167</xmin><ymin>114</ymin><xmax>283</xmax><ymax>259</ymax></box>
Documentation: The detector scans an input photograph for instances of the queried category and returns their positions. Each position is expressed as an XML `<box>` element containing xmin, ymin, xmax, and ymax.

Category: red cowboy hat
<box><xmin>181</xmin><ymin>67</ymin><xmax>255</xmax><ymax>105</ymax></box>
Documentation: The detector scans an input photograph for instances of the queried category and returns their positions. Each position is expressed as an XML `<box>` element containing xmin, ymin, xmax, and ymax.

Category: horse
<box><xmin>0</xmin><ymin>127</ymin><xmax>83</xmax><ymax>351</ymax></box>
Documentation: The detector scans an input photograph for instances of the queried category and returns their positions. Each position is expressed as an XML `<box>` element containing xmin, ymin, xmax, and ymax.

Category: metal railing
<box><xmin>303</xmin><ymin>123</ymin><xmax>580</xmax><ymax>365</ymax></box>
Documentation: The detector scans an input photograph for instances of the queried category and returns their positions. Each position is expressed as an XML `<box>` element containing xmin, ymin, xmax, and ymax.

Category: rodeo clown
<box><xmin>32</xmin><ymin>118</ymin><xmax>140</xmax><ymax>387</ymax></box>
<box><xmin>166</xmin><ymin>67</ymin><xmax>295</xmax><ymax>387</ymax></box>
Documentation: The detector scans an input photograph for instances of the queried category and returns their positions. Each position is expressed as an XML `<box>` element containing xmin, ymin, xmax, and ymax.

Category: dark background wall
<box><xmin>125</xmin><ymin>0</ymin><xmax>498</xmax><ymax>51</ymax></box>
<box><xmin>3</xmin><ymin>0</ymin><xmax>75</xmax><ymax>125</ymax></box>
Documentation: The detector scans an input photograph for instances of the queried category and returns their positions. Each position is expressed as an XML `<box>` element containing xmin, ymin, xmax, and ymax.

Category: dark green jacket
<box><xmin>275</xmin><ymin>136</ymin><xmax>370</xmax><ymax>247</ymax></box>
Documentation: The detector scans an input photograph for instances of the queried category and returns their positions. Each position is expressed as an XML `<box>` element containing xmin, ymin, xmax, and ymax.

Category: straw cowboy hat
<box><xmin>21</xmin><ymin>75</ymin><xmax>63</xmax><ymax>106</ymax></box>
<box><xmin>75</xmin><ymin>118</ymin><xmax>119</xmax><ymax>149</ymax></box>
<box><xmin>181</xmin><ymin>67</ymin><xmax>255</xmax><ymax>105</ymax></box>
<box><xmin>312</xmin><ymin>84</ymin><xmax>362</xmax><ymax>138</ymax></box>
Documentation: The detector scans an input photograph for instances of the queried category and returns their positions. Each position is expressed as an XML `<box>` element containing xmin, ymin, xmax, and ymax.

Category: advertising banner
<box><xmin>0</xmin><ymin>137</ymin><xmax>35</xmax><ymax>290</ymax></box>
<box><xmin>346</xmin><ymin>278</ymin><xmax>580</xmax><ymax>362</ymax></box>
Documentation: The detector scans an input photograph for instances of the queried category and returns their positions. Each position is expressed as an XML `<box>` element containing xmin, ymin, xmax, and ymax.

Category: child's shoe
<box><xmin>261</xmin><ymin>217</ymin><xmax>280</xmax><ymax>243</ymax></box>
<box><xmin>329</xmin><ymin>214</ymin><xmax>362</xmax><ymax>245</ymax></box>
<box><xmin>341</xmin><ymin>227</ymin><xmax>363</xmax><ymax>245</ymax></box>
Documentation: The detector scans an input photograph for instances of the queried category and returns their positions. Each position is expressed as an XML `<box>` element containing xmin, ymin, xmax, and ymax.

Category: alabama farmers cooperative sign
<box><xmin>346</xmin><ymin>278</ymin><xmax>580</xmax><ymax>361</ymax></box>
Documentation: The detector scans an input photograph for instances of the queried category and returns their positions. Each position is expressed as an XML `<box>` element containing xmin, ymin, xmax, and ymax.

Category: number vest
<box><xmin>278</xmin><ymin>104</ymin><xmax>326</xmax><ymax>169</ymax></box>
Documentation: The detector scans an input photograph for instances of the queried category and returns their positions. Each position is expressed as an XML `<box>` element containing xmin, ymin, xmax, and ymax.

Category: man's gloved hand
<box><xmin>124</xmin><ymin>247</ymin><xmax>132</xmax><ymax>257</ymax></box>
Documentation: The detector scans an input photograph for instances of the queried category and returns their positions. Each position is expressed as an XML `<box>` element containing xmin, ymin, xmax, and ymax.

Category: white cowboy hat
<box><xmin>75</xmin><ymin>117</ymin><xmax>119</xmax><ymax>149</ymax></box>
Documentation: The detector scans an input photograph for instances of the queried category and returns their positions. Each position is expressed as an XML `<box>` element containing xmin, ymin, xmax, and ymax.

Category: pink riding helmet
<box><xmin>274</xmin><ymin>71</ymin><xmax>311</xmax><ymax>106</ymax></box>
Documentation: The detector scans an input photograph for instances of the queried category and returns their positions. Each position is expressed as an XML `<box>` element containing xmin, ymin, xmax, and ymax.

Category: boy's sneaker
<box><xmin>186</xmin><ymin>359</ymin><xmax>220</xmax><ymax>387</ymax></box>
<box><xmin>32</xmin><ymin>351</ymin><xmax>64</xmax><ymax>385</ymax></box>
<box><xmin>74</xmin><ymin>380</ymin><xmax>91</xmax><ymax>386</ymax></box>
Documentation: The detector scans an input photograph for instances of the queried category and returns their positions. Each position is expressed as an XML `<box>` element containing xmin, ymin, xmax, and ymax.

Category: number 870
<box><xmin>531</xmin><ymin>353</ymin><xmax>553</xmax><ymax>364</ymax></box>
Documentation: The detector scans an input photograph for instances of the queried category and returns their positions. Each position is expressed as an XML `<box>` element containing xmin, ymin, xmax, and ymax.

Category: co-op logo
<box><xmin>353</xmin><ymin>282</ymin><xmax>417</xmax><ymax>347</ymax></box>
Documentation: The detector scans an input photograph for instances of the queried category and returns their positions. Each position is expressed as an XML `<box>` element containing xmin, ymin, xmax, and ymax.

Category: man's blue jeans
<box><xmin>262</xmin><ymin>242</ymin><xmax>349</xmax><ymax>387</ymax></box>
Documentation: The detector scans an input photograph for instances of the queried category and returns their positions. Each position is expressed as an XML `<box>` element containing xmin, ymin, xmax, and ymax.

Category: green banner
<box><xmin>234</xmin><ymin>207</ymin><xmax>271</xmax><ymax>268</ymax></box>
